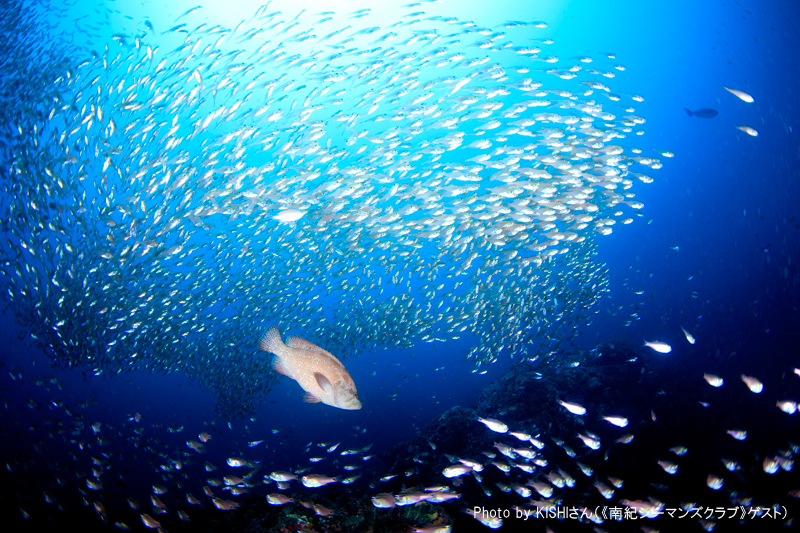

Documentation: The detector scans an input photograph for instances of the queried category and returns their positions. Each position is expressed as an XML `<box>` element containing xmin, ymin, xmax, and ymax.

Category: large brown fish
<box><xmin>258</xmin><ymin>326</ymin><xmax>362</xmax><ymax>410</ymax></box>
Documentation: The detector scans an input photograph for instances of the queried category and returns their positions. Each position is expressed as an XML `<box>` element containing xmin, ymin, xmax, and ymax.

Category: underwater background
<box><xmin>1</xmin><ymin>0</ymin><xmax>798</xmax><ymax>531</ymax></box>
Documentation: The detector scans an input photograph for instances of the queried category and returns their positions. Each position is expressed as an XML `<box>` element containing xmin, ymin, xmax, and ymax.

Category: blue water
<box><xmin>1</xmin><ymin>0</ymin><xmax>799</xmax><ymax>531</ymax></box>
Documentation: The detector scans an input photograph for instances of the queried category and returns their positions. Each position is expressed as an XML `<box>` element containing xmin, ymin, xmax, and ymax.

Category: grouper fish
<box><xmin>258</xmin><ymin>326</ymin><xmax>362</xmax><ymax>410</ymax></box>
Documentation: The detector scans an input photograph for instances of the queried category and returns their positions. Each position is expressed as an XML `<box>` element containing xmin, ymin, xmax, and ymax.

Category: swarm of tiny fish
<box><xmin>4</xmin><ymin>332</ymin><xmax>797</xmax><ymax>532</ymax></box>
<box><xmin>0</xmin><ymin>0</ymin><xmax>663</xmax><ymax>416</ymax></box>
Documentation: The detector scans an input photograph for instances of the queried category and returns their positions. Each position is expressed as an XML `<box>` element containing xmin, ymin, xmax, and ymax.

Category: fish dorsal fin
<box><xmin>315</xmin><ymin>373</ymin><xmax>333</xmax><ymax>395</ymax></box>
<box><xmin>271</xmin><ymin>356</ymin><xmax>291</xmax><ymax>378</ymax></box>
<box><xmin>303</xmin><ymin>393</ymin><xmax>321</xmax><ymax>403</ymax></box>
<box><xmin>287</xmin><ymin>336</ymin><xmax>342</xmax><ymax>364</ymax></box>
<box><xmin>287</xmin><ymin>336</ymin><xmax>325</xmax><ymax>353</ymax></box>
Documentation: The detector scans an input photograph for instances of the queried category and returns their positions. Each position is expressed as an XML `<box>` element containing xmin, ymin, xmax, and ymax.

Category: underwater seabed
<box><xmin>2</xmin><ymin>339</ymin><xmax>797</xmax><ymax>533</ymax></box>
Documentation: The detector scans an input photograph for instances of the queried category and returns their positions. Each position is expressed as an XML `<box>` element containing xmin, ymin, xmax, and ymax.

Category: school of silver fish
<box><xmin>1</xmin><ymin>0</ymin><xmax>792</xmax><ymax>531</ymax></box>
<box><xmin>3</xmin><ymin>335</ymin><xmax>798</xmax><ymax>531</ymax></box>
<box><xmin>0</xmin><ymin>0</ymin><xmax>663</xmax><ymax>416</ymax></box>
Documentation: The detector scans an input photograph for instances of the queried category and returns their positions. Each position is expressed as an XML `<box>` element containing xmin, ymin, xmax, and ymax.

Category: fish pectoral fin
<box><xmin>303</xmin><ymin>393</ymin><xmax>321</xmax><ymax>403</ymax></box>
<box><xmin>271</xmin><ymin>356</ymin><xmax>291</xmax><ymax>377</ymax></box>
<box><xmin>314</xmin><ymin>372</ymin><xmax>333</xmax><ymax>395</ymax></box>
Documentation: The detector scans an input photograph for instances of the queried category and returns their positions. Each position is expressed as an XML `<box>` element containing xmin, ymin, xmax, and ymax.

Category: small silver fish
<box><xmin>559</xmin><ymin>400</ymin><xmax>586</xmax><ymax>416</ymax></box>
<box><xmin>273</xmin><ymin>208</ymin><xmax>305</xmax><ymax>223</ymax></box>
<box><xmin>740</xmin><ymin>374</ymin><xmax>763</xmax><ymax>393</ymax></box>
<box><xmin>736</xmin><ymin>125</ymin><xmax>758</xmax><ymax>137</ymax></box>
<box><xmin>476</xmin><ymin>417</ymin><xmax>508</xmax><ymax>433</ymax></box>
<box><xmin>644</xmin><ymin>340</ymin><xmax>672</xmax><ymax>354</ymax></box>
<box><xmin>723</xmin><ymin>87</ymin><xmax>754</xmax><ymax>103</ymax></box>
<box><xmin>602</xmin><ymin>416</ymin><xmax>628</xmax><ymax>427</ymax></box>
<box><xmin>680</xmin><ymin>326</ymin><xmax>696</xmax><ymax>344</ymax></box>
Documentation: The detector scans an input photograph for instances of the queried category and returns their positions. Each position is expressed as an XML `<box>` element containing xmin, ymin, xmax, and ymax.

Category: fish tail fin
<box><xmin>259</xmin><ymin>326</ymin><xmax>284</xmax><ymax>353</ymax></box>
<box><xmin>684</xmin><ymin>108</ymin><xmax>693</xmax><ymax>117</ymax></box>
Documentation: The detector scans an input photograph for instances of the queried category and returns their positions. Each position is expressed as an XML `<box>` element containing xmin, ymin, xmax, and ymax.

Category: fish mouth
<box><xmin>344</xmin><ymin>399</ymin><xmax>363</xmax><ymax>410</ymax></box>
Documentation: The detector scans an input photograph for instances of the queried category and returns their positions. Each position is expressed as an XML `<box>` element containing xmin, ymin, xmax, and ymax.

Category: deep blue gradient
<box><xmin>1</xmin><ymin>0</ymin><xmax>799</xmax><ymax>531</ymax></box>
